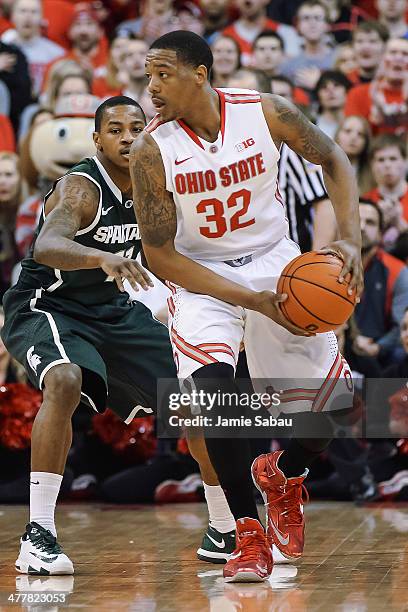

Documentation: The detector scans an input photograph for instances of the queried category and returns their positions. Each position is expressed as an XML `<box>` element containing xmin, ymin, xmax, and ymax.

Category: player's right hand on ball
<box><xmin>254</xmin><ymin>290</ymin><xmax>315</xmax><ymax>337</ymax></box>
<box><xmin>100</xmin><ymin>253</ymin><xmax>154</xmax><ymax>292</ymax></box>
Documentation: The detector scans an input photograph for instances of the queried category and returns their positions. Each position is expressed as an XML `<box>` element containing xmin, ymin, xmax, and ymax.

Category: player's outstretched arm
<box><xmin>130</xmin><ymin>131</ymin><xmax>311</xmax><ymax>336</ymax></box>
<box><xmin>34</xmin><ymin>174</ymin><xmax>152</xmax><ymax>291</ymax></box>
<box><xmin>262</xmin><ymin>94</ymin><xmax>363</xmax><ymax>296</ymax></box>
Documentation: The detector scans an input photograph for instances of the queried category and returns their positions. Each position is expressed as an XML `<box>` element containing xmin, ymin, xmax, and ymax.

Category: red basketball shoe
<box><xmin>252</xmin><ymin>450</ymin><xmax>308</xmax><ymax>561</ymax></box>
<box><xmin>223</xmin><ymin>518</ymin><xmax>273</xmax><ymax>583</ymax></box>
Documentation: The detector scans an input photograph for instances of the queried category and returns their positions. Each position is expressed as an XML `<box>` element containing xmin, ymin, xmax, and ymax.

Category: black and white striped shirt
<box><xmin>278</xmin><ymin>144</ymin><xmax>328</xmax><ymax>253</ymax></box>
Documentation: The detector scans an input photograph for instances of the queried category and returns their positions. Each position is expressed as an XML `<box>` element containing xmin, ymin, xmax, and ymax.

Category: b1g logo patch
<box><xmin>235</xmin><ymin>138</ymin><xmax>255</xmax><ymax>152</ymax></box>
<box><xmin>27</xmin><ymin>346</ymin><xmax>41</xmax><ymax>374</ymax></box>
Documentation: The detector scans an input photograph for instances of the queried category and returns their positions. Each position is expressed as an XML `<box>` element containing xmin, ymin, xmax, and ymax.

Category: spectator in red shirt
<box><xmin>222</xmin><ymin>0</ymin><xmax>301</xmax><ymax>66</ymax></box>
<box><xmin>66</xmin><ymin>3</ymin><xmax>108</xmax><ymax>72</ymax></box>
<box><xmin>344</xmin><ymin>37</ymin><xmax>408</xmax><ymax>135</ymax></box>
<box><xmin>0</xmin><ymin>115</ymin><xmax>16</xmax><ymax>152</ymax></box>
<box><xmin>363</xmin><ymin>134</ymin><xmax>408</xmax><ymax>244</ymax></box>
<box><xmin>347</xmin><ymin>21</ymin><xmax>389</xmax><ymax>86</ymax></box>
<box><xmin>377</xmin><ymin>0</ymin><xmax>408</xmax><ymax>39</ymax></box>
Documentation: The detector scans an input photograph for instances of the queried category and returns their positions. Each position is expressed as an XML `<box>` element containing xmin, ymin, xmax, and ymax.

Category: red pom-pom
<box><xmin>0</xmin><ymin>384</ymin><xmax>42</xmax><ymax>449</ymax></box>
<box><xmin>92</xmin><ymin>409</ymin><xmax>157</xmax><ymax>462</ymax></box>
<box><xmin>389</xmin><ymin>387</ymin><xmax>408</xmax><ymax>437</ymax></box>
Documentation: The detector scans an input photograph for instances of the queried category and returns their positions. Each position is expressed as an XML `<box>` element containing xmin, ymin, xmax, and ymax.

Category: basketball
<box><xmin>276</xmin><ymin>251</ymin><xmax>357</xmax><ymax>333</ymax></box>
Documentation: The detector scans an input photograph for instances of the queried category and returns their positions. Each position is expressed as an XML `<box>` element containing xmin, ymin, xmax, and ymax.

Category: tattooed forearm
<box><xmin>43</xmin><ymin>175</ymin><xmax>99</xmax><ymax>238</ymax></box>
<box><xmin>265</xmin><ymin>94</ymin><xmax>335</xmax><ymax>165</ymax></box>
<box><xmin>263</xmin><ymin>94</ymin><xmax>360</xmax><ymax>243</ymax></box>
<box><xmin>130</xmin><ymin>132</ymin><xmax>177</xmax><ymax>248</ymax></box>
<box><xmin>34</xmin><ymin>174</ymin><xmax>102</xmax><ymax>270</ymax></box>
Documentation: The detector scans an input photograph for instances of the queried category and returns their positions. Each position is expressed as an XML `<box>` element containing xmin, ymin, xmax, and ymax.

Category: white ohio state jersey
<box><xmin>147</xmin><ymin>88</ymin><xmax>289</xmax><ymax>261</ymax></box>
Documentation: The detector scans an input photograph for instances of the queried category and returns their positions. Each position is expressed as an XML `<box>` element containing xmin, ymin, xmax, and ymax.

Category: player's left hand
<box><xmin>318</xmin><ymin>240</ymin><xmax>364</xmax><ymax>299</ymax></box>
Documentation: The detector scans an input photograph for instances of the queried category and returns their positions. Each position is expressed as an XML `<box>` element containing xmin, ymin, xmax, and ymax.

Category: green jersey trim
<box><xmin>70</xmin><ymin>172</ymin><xmax>103</xmax><ymax>237</ymax></box>
<box><xmin>29</xmin><ymin>288</ymin><xmax>71</xmax><ymax>387</ymax></box>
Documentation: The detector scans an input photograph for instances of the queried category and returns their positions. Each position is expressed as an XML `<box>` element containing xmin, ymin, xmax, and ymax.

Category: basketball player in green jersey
<box><xmin>2</xmin><ymin>96</ymin><xmax>235</xmax><ymax>575</ymax></box>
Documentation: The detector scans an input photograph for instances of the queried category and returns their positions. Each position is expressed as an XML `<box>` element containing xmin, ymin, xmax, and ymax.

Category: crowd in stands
<box><xmin>0</xmin><ymin>0</ymin><xmax>407</xmax><ymax>506</ymax></box>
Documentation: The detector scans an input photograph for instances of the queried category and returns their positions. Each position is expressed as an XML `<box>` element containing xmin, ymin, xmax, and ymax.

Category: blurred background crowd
<box><xmin>0</xmin><ymin>0</ymin><xmax>407</xmax><ymax>511</ymax></box>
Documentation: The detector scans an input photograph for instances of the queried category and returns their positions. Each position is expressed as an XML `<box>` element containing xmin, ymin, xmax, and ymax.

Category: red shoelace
<box><xmin>236</xmin><ymin>532</ymin><xmax>269</xmax><ymax>561</ymax></box>
<box><xmin>268</xmin><ymin>483</ymin><xmax>309</xmax><ymax>526</ymax></box>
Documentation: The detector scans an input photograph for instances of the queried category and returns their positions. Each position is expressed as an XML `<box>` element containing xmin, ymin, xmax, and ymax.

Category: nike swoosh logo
<box><xmin>269</xmin><ymin>518</ymin><xmax>289</xmax><ymax>546</ymax></box>
<box><xmin>206</xmin><ymin>533</ymin><xmax>226</xmax><ymax>549</ymax></box>
<box><xmin>102</xmin><ymin>206</ymin><xmax>113</xmax><ymax>215</ymax></box>
<box><xmin>175</xmin><ymin>156</ymin><xmax>193</xmax><ymax>165</ymax></box>
<box><xmin>229</xmin><ymin>550</ymin><xmax>241</xmax><ymax>559</ymax></box>
<box><xmin>30</xmin><ymin>481</ymin><xmax>39</xmax><ymax>485</ymax></box>
<box><xmin>30</xmin><ymin>552</ymin><xmax>58</xmax><ymax>563</ymax></box>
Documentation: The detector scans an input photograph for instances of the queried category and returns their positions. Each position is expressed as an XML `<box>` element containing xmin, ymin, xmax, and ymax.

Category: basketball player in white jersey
<box><xmin>130</xmin><ymin>31</ymin><xmax>363</xmax><ymax>583</ymax></box>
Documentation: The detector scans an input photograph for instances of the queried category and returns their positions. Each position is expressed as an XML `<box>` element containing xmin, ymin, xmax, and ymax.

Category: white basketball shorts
<box><xmin>167</xmin><ymin>237</ymin><xmax>353</xmax><ymax>415</ymax></box>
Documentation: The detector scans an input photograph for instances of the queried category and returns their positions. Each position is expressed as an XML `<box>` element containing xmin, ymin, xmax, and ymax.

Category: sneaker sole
<box><xmin>224</xmin><ymin>570</ymin><xmax>269</xmax><ymax>583</ymax></box>
<box><xmin>196</xmin><ymin>548</ymin><xmax>230</xmax><ymax>564</ymax></box>
<box><xmin>16</xmin><ymin>558</ymin><xmax>74</xmax><ymax>575</ymax></box>
<box><xmin>251</xmin><ymin>457</ymin><xmax>301</xmax><ymax>565</ymax></box>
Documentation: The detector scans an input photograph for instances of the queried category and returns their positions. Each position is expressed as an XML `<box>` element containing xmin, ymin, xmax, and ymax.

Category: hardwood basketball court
<box><xmin>0</xmin><ymin>502</ymin><xmax>407</xmax><ymax>611</ymax></box>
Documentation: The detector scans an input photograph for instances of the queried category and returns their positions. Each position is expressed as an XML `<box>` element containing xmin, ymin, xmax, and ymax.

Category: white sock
<box><xmin>204</xmin><ymin>483</ymin><xmax>236</xmax><ymax>533</ymax></box>
<box><xmin>30</xmin><ymin>471</ymin><xmax>63</xmax><ymax>537</ymax></box>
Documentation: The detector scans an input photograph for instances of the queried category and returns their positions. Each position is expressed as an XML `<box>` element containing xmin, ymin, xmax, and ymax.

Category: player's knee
<box><xmin>329</xmin><ymin>404</ymin><xmax>361</xmax><ymax>427</ymax></box>
<box><xmin>43</xmin><ymin>364</ymin><xmax>82</xmax><ymax>410</ymax></box>
<box><xmin>192</xmin><ymin>362</ymin><xmax>235</xmax><ymax>381</ymax></box>
<box><xmin>191</xmin><ymin>363</ymin><xmax>238</xmax><ymax>419</ymax></box>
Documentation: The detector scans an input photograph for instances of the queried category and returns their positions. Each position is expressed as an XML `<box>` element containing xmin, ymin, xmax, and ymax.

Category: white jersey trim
<box><xmin>29</xmin><ymin>288</ymin><xmax>71</xmax><ymax>388</ymax></box>
<box><xmin>93</xmin><ymin>155</ymin><xmax>122</xmax><ymax>203</ymax></box>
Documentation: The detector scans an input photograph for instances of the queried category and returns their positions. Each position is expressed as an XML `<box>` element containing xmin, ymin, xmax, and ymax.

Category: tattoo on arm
<box><xmin>35</xmin><ymin>175</ymin><xmax>100</xmax><ymax>269</ymax></box>
<box><xmin>268</xmin><ymin>95</ymin><xmax>335</xmax><ymax>165</ymax></box>
<box><xmin>130</xmin><ymin>132</ymin><xmax>177</xmax><ymax>248</ymax></box>
<box><xmin>43</xmin><ymin>175</ymin><xmax>99</xmax><ymax>239</ymax></box>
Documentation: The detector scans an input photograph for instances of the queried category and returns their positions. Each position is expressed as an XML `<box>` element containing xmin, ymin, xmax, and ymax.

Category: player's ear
<box><xmin>93</xmin><ymin>132</ymin><xmax>102</xmax><ymax>151</ymax></box>
<box><xmin>195</xmin><ymin>65</ymin><xmax>208</xmax><ymax>86</ymax></box>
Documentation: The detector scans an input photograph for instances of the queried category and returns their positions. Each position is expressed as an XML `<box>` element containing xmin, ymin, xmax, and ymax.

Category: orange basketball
<box><xmin>276</xmin><ymin>251</ymin><xmax>357</xmax><ymax>333</ymax></box>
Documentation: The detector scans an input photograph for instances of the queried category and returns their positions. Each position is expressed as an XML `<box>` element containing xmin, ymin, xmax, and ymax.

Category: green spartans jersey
<box><xmin>20</xmin><ymin>156</ymin><xmax>141</xmax><ymax>305</ymax></box>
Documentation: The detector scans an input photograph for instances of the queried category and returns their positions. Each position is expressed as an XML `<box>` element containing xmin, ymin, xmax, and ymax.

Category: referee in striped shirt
<box><xmin>278</xmin><ymin>143</ymin><xmax>337</xmax><ymax>252</ymax></box>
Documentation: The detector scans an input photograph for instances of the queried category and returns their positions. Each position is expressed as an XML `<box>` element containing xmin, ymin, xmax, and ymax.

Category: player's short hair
<box><xmin>369</xmin><ymin>134</ymin><xmax>407</xmax><ymax>161</ymax></box>
<box><xmin>94</xmin><ymin>96</ymin><xmax>146</xmax><ymax>131</ymax></box>
<box><xmin>352</xmin><ymin>20</ymin><xmax>389</xmax><ymax>43</ymax></box>
<box><xmin>253</xmin><ymin>30</ymin><xmax>285</xmax><ymax>52</ymax></box>
<box><xmin>149</xmin><ymin>30</ymin><xmax>213</xmax><ymax>75</ymax></box>
<box><xmin>359</xmin><ymin>198</ymin><xmax>384</xmax><ymax>232</ymax></box>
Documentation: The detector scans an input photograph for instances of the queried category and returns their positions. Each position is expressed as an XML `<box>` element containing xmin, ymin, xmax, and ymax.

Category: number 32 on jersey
<box><xmin>197</xmin><ymin>188</ymin><xmax>255</xmax><ymax>239</ymax></box>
